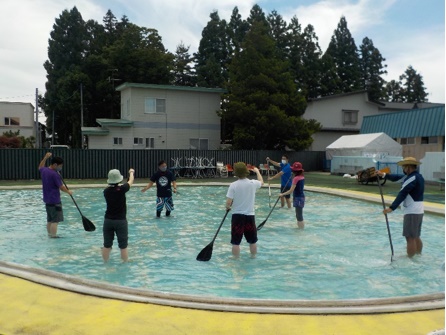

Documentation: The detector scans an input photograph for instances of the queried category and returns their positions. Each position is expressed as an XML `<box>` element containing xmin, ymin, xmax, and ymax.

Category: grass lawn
<box><xmin>1</xmin><ymin>172</ymin><xmax>444</xmax><ymax>204</ymax></box>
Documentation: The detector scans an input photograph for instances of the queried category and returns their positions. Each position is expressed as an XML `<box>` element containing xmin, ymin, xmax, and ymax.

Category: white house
<box><xmin>0</xmin><ymin>101</ymin><xmax>35</xmax><ymax>138</ymax></box>
<box><xmin>82</xmin><ymin>83</ymin><xmax>226</xmax><ymax>150</ymax></box>
<box><xmin>303</xmin><ymin>91</ymin><xmax>443</xmax><ymax>152</ymax></box>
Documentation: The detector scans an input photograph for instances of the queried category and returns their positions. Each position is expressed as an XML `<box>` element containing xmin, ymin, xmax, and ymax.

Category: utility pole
<box><xmin>35</xmin><ymin>88</ymin><xmax>40</xmax><ymax>148</ymax></box>
<box><xmin>80</xmin><ymin>83</ymin><xmax>84</xmax><ymax>149</ymax></box>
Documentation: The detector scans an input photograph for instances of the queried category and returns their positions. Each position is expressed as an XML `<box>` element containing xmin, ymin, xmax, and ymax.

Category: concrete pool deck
<box><xmin>0</xmin><ymin>184</ymin><xmax>444</xmax><ymax>334</ymax></box>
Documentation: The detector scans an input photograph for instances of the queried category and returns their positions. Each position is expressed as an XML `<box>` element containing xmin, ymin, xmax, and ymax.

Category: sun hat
<box><xmin>233</xmin><ymin>162</ymin><xmax>250</xmax><ymax>178</ymax></box>
<box><xmin>397</xmin><ymin>157</ymin><xmax>421</xmax><ymax>166</ymax></box>
<box><xmin>107</xmin><ymin>169</ymin><xmax>124</xmax><ymax>184</ymax></box>
<box><xmin>291</xmin><ymin>161</ymin><xmax>304</xmax><ymax>172</ymax></box>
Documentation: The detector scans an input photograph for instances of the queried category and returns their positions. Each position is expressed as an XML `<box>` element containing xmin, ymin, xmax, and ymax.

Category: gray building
<box><xmin>82</xmin><ymin>83</ymin><xmax>226</xmax><ymax>150</ymax></box>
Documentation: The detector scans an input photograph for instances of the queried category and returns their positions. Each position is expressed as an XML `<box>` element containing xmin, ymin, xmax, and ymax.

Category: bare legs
<box><xmin>231</xmin><ymin>244</ymin><xmax>257</xmax><ymax>258</ymax></box>
<box><xmin>406</xmin><ymin>237</ymin><xmax>423</xmax><ymax>258</ymax></box>
<box><xmin>280</xmin><ymin>197</ymin><xmax>292</xmax><ymax>208</ymax></box>
<box><xmin>47</xmin><ymin>222</ymin><xmax>58</xmax><ymax>237</ymax></box>
<box><xmin>102</xmin><ymin>247</ymin><xmax>128</xmax><ymax>262</ymax></box>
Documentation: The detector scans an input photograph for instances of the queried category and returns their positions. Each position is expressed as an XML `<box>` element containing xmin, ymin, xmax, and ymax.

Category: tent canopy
<box><xmin>325</xmin><ymin>132</ymin><xmax>402</xmax><ymax>160</ymax></box>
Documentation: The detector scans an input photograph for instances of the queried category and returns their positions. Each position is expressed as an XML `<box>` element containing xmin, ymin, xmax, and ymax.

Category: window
<box><xmin>133</xmin><ymin>137</ymin><xmax>143</xmax><ymax>145</ymax></box>
<box><xmin>4</xmin><ymin>117</ymin><xmax>20</xmax><ymax>126</ymax></box>
<box><xmin>146</xmin><ymin>137</ymin><xmax>155</xmax><ymax>149</ymax></box>
<box><xmin>342</xmin><ymin>110</ymin><xmax>358</xmax><ymax>125</ymax></box>
<box><xmin>145</xmin><ymin>98</ymin><xmax>166</xmax><ymax>114</ymax></box>
<box><xmin>190</xmin><ymin>138</ymin><xmax>209</xmax><ymax>150</ymax></box>
<box><xmin>400</xmin><ymin>137</ymin><xmax>415</xmax><ymax>145</ymax></box>
<box><xmin>421</xmin><ymin>136</ymin><xmax>438</xmax><ymax>144</ymax></box>
<box><xmin>113</xmin><ymin>137</ymin><xmax>123</xmax><ymax>145</ymax></box>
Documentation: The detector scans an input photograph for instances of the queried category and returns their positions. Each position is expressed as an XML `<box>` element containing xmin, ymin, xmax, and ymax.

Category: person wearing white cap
<box><xmin>376</xmin><ymin>157</ymin><xmax>424</xmax><ymax>258</ymax></box>
<box><xmin>102</xmin><ymin>168</ymin><xmax>135</xmax><ymax>262</ymax></box>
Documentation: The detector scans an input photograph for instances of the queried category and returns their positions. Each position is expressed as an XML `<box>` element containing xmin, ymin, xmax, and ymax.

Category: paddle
<box><xmin>257</xmin><ymin>176</ymin><xmax>293</xmax><ymax>231</ymax></box>
<box><xmin>196</xmin><ymin>209</ymin><xmax>230</xmax><ymax>262</ymax></box>
<box><xmin>268</xmin><ymin>165</ymin><xmax>272</xmax><ymax>208</ymax></box>
<box><xmin>59</xmin><ymin>173</ymin><xmax>96</xmax><ymax>232</ymax></box>
<box><xmin>376</xmin><ymin>175</ymin><xmax>394</xmax><ymax>262</ymax></box>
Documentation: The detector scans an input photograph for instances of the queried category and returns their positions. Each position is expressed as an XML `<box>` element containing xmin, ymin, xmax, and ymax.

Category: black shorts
<box><xmin>46</xmin><ymin>203</ymin><xmax>64</xmax><ymax>223</ymax></box>
<box><xmin>403</xmin><ymin>214</ymin><xmax>423</xmax><ymax>238</ymax></box>
<box><xmin>231</xmin><ymin>214</ymin><xmax>258</xmax><ymax>245</ymax></box>
<box><xmin>103</xmin><ymin>218</ymin><xmax>128</xmax><ymax>249</ymax></box>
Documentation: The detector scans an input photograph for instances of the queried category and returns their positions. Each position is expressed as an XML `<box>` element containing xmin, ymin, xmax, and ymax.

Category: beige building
<box><xmin>0</xmin><ymin>101</ymin><xmax>35</xmax><ymax>138</ymax></box>
<box><xmin>303</xmin><ymin>91</ymin><xmax>443</xmax><ymax>152</ymax></box>
<box><xmin>82</xmin><ymin>83</ymin><xmax>225</xmax><ymax>150</ymax></box>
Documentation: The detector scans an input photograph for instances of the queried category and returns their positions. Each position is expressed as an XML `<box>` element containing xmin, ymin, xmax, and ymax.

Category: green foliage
<box><xmin>0</xmin><ymin>130</ymin><xmax>35</xmax><ymax>148</ymax></box>
<box><xmin>399</xmin><ymin>65</ymin><xmax>428</xmax><ymax>102</ymax></box>
<box><xmin>325</xmin><ymin>17</ymin><xmax>362</xmax><ymax>93</ymax></box>
<box><xmin>221</xmin><ymin>21</ymin><xmax>319</xmax><ymax>150</ymax></box>
<box><xmin>359</xmin><ymin>37</ymin><xmax>387</xmax><ymax>101</ymax></box>
<box><xmin>172</xmin><ymin>42</ymin><xmax>196</xmax><ymax>86</ymax></box>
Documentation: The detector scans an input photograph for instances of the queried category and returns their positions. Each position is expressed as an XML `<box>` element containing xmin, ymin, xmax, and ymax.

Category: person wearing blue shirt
<box><xmin>377</xmin><ymin>157</ymin><xmax>425</xmax><ymax>258</ymax></box>
<box><xmin>266</xmin><ymin>155</ymin><xmax>292</xmax><ymax>209</ymax></box>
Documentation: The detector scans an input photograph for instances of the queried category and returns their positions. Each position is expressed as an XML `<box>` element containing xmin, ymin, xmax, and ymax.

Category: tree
<box><xmin>385</xmin><ymin>79</ymin><xmax>404</xmax><ymax>102</ymax></box>
<box><xmin>43</xmin><ymin>7</ymin><xmax>88</xmax><ymax>148</ymax></box>
<box><xmin>172</xmin><ymin>42</ymin><xmax>196</xmax><ymax>86</ymax></box>
<box><xmin>267</xmin><ymin>10</ymin><xmax>289</xmax><ymax>58</ymax></box>
<box><xmin>324</xmin><ymin>16</ymin><xmax>361</xmax><ymax>93</ymax></box>
<box><xmin>399</xmin><ymin>65</ymin><xmax>428</xmax><ymax>102</ymax></box>
<box><xmin>359</xmin><ymin>37</ymin><xmax>387</xmax><ymax>101</ymax></box>
<box><xmin>0</xmin><ymin>130</ymin><xmax>35</xmax><ymax>148</ymax></box>
<box><xmin>195</xmin><ymin>11</ymin><xmax>229</xmax><ymax>87</ymax></box>
<box><xmin>227</xmin><ymin>7</ymin><xmax>249</xmax><ymax>58</ymax></box>
<box><xmin>221</xmin><ymin>21</ymin><xmax>319</xmax><ymax>150</ymax></box>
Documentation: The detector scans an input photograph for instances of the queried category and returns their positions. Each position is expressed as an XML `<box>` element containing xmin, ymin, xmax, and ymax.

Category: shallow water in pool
<box><xmin>0</xmin><ymin>186</ymin><xmax>444</xmax><ymax>300</ymax></box>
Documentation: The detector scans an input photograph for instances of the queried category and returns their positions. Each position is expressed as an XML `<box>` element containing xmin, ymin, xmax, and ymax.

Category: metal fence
<box><xmin>0</xmin><ymin>149</ymin><xmax>325</xmax><ymax>180</ymax></box>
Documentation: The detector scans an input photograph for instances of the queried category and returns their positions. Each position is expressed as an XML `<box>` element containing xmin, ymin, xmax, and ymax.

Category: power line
<box><xmin>0</xmin><ymin>94</ymin><xmax>35</xmax><ymax>100</ymax></box>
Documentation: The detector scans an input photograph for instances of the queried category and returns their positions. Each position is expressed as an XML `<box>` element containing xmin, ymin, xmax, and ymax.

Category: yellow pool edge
<box><xmin>0</xmin><ymin>184</ymin><xmax>444</xmax><ymax>334</ymax></box>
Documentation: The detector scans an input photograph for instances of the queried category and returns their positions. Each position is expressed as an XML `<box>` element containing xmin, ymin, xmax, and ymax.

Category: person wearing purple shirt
<box><xmin>38</xmin><ymin>152</ymin><xmax>72</xmax><ymax>238</ymax></box>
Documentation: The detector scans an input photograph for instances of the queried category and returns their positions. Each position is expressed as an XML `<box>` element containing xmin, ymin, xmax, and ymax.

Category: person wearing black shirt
<box><xmin>141</xmin><ymin>160</ymin><xmax>177</xmax><ymax>218</ymax></box>
<box><xmin>102</xmin><ymin>168</ymin><xmax>134</xmax><ymax>262</ymax></box>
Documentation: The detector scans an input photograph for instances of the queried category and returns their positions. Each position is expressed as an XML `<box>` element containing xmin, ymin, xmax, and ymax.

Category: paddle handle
<box><xmin>377</xmin><ymin>175</ymin><xmax>395</xmax><ymax>260</ymax></box>
<box><xmin>211</xmin><ymin>209</ymin><xmax>230</xmax><ymax>243</ymax></box>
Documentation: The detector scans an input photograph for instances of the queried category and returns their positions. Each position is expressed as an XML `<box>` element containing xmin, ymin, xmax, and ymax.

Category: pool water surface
<box><xmin>0</xmin><ymin>186</ymin><xmax>444</xmax><ymax>300</ymax></box>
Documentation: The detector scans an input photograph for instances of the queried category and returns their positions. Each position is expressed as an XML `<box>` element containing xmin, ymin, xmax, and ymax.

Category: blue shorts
<box><xmin>231</xmin><ymin>214</ymin><xmax>258</xmax><ymax>245</ymax></box>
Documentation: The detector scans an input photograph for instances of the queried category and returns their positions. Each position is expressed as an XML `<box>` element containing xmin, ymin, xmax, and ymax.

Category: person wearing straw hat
<box><xmin>102</xmin><ymin>168</ymin><xmax>135</xmax><ymax>262</ymax></box>
<box><xmin>225</xmin><ymin>162</ymin><xmax>264</xmax><ymax>258</ymax></box>
<box><xmin>279</xmin><ymin>162</ymin><xmax>306</xmax><ymax>229</ymax></box>
<box><xmin>376</xmin><ymin>157</ymin><xmax>425</xmax><ymax>257</ymax></box>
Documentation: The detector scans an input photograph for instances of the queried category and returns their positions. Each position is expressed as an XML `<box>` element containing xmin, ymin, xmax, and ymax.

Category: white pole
<box><xmin>35</xmin><ymin>88</ymin><xmax>39</xmax><ymax>148</ymax></box>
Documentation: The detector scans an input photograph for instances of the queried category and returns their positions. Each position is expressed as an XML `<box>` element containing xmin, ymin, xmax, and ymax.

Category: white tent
<box><xmin>326</xmin><ymin>132</ymin><xmax>402</xmax><ymax>160</ymax></box>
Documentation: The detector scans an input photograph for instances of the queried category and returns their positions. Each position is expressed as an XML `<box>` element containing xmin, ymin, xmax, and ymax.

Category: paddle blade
<box><xmin>82</xmin><ymin>216</ymin><xmax>96</xmax><ymax>232</ymax></box>
<box><xmin>196</xmin><ymin>242</ymin><xmax>214</xmax><ymax>261</ymax></box>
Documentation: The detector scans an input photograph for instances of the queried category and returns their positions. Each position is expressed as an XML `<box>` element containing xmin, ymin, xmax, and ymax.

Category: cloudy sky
<box><xmin>1</xmin><ymin>0</ymin><xmax>444</xmax><ymax>108</ymax></box>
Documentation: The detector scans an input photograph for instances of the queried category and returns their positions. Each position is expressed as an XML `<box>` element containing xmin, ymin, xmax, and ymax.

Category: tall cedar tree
<box><xmin>194</xmin><ymin>11</ymin><xmax>229</xmax><ymax>88</ymax></box>
<box><xmin>221</xmin><ymin>21</ymin><xmax>319</xmax><ymax>150</ymax></box>
<box><xmin>359</xmin><ymin>37</ymin><xmax>387</xmax><ymax>101</ymax></box>
<box><xmin>227</xmin><ymin>7</ymin><xmax>249</xmax><ymax>60</ymax></box>
<box><xmin>385</xmin><ymin>79</ymin><xmax>404</xmax><ymax>102</ymax></box>
<box><xmin>399</xmin><ymin>65</ymin><xmax>428</xmax><ymax>102</ymax></box>
<box><xmin>43</xmin><ymin>7</ymin><xmax>88</xmax><ymax>147</ymax></box>
<box><xmin>172</xmin><ymin>42</ymin><xmax>196</xmax><ymax>86</ymax></box>
<box><xmin>324</xmin><ymin>16</ymin><xmax>361</xmax><ymax>94</ymax></box>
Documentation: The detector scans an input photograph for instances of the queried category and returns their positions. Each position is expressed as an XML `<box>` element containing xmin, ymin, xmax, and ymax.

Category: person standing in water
<box><xmin>266</xmin><ymin>155</ymin><xmax>292</xmax><ymax>208</ymax></box>
<box><xmin>226</xmin><ymin>162</ymin><xmax>264</xmax><ymax>258</ymax></box>
<box><xmin>376</xmin><ymin>157</ymin><xmax>424</xmax><ymax>258</ymax></box>
<box><xmin>141</xmin><ymin>160</ymin><xmax>177</xmax><ymax>218</ymax></box>
<box><xmin>38</xmin><ymin>152</ymin><xmax>72</xmax><ymax>238</ymax></box>
<box><xmin>102</xmin><ymin>168</ymin><xmax>135</xmax><ymax>262</ymax></box>
<box><xmin>279</xmin><ymin>162</ymin><xmax>305</xmax><ymax>229</ymax></box>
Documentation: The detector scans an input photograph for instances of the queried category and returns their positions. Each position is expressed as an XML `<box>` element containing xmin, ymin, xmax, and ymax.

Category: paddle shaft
<box><xmin>59</xmin><ymin>174</ymin><xmax>84</xmax><ymax>217</ymax></box>
<box><xmin>377</xmin><ymin>175</ymin><xmax>394</xmax><ymax>261</ymax></box>
<box><xmin>210</xmin><ymin>209</ymin><xmax>230</xmax><ymax>244</ymax></box>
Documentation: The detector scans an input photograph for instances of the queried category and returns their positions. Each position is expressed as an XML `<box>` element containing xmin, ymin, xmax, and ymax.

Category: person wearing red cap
<box><xmin>279</xmin><ymin>162</ymin><xmax>305</xmax><ymax>229</ymax></box>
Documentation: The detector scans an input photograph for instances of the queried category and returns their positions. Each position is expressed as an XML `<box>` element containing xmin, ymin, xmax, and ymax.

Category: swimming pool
<box><xmin>0</xmin><ymin>185</ymin><xmax>444</xmax><ymax>301</ymax></box>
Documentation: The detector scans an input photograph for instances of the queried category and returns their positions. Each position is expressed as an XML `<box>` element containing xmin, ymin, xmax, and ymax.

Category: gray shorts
<box><xmin>46</xmin><ymin>203</ymin><xmax>64</xmax><ymax>223</ymax></box>
<box><xmin>403</xmin><ymin>214</ymin><xmax>423</xmax><ymax>238</ymax></box>
<box><xmin>103</xmin><ymin>218</ymin><xmax>128</xmax><ymax>249</ymax></box>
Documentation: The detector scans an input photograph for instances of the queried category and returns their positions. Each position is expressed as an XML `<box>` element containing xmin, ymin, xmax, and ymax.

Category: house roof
<box><xmin>96</xmin><ymin>119</ymin><xmax>134</xmax><ymax>127</ymax></box>
<box><xmin>116</xmin><ymin>82</ymin><xmax>227</xmax><ymax>94</ymax></box>
<box><xmin>81</xmin><ymin>127</ymin><xmax>110</xmax><ymax>135</ymax></box>
<box><xmin>360</xmin><ymin>106</ymin><xmax>445</xmax><ymax>138</ymax></box>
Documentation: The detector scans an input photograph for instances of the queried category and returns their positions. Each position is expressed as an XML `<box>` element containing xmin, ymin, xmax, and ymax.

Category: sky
<box><xmin>1</xmin><ymin>0</ymin><xmax>444</xmax><ymax>110</ymax></box>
